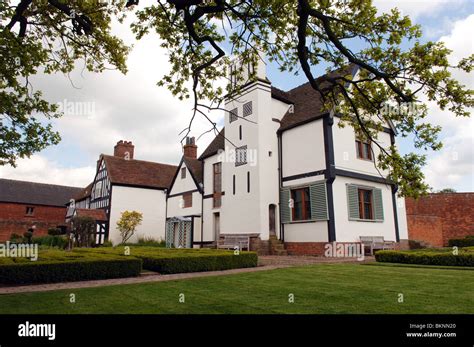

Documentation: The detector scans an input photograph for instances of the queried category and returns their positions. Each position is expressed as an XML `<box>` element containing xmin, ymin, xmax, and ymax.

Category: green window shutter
<box><xmin>309</xmin><ymin>181</ymin><xmax>328</xmax><ymax>220</ymax></box>
<box><xmin>280</xmin><ymin>188</ymin><xmax>291</xmax><ymax>223</ymax></box>
<box><xmin>373</xmin><ymin>188</ymin><xmax>384</xmax><ymax>221</ymax></box>
<box><xmin>347</xmin><ymin>184</ymin><xmax>359</xmax><ymax>220</ymax></box>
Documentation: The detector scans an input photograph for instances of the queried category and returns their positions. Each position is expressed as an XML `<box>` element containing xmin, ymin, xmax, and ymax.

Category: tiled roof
<box><xmin>279</xmin><ymin>64</ymin><xmax>359</xmax><ymax>131</ymax></box>
<box><xmin>198</xmin><ymin>128</ymin><xmax>226</xmax><ymax>160</ymax></box>
<box><xmin>74</xmin><ymin>182</ymin><xmax>93</xmax><ymax>201</ymax></box>
<box><xmin>102</xmin><ymin>155</ymin><xmax>177</xmax><ymax>190</ymax></box>
<box><xmin>75</xmin><ymin>208</ymin><xmax>108</xmax><ymax>221</ymax></box>
<box><xmin>183</xmin><ymin>157</ymin><xmax>203</xmax><ymax>184</ymax></box>
<box><xmin>0</xmin><ymin>179</ymin><xmax>83</xmax><ymax>207</ymax></box>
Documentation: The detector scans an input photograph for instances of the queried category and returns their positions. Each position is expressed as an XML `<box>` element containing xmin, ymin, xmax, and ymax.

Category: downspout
<box><xmin>390</xmin><ymin>132</ymin><xmax>400</xmax><ymax>242</ymax></box>
<box><xmin>277</xmin><ymin>132</ymin><xmax>285</xmax><ymax>242</ymax></box>
<box><xmin>323</xmin><ymin>112</ymin><xmax>336</xmax><ymax>242</ymax></box>
<box><xmin>200</xmin><ymin>159</ymin><xmax>205</xmax><ymax>248</ymax></box>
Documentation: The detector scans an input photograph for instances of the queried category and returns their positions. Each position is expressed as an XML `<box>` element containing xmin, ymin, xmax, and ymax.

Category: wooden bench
<box><xmin>217</xmin><ymin>235</ymin><xmax>250</xmax><ymax>251</ymax></box>
<box><xmin>360</xmin><ymin>236</ymin><xmax>395</xmax><ymax>255</ymax></box>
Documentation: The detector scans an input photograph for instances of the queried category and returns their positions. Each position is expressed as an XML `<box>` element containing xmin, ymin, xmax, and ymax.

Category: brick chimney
<box><xmin>114</xmin><ymin>140</ymin><xmax>134</xmax><ymax>160</ymax></box>
<box><xmin>183</xmin><ymin>137</ymin><xmax>197</xmax><ymax>159</ymax></box>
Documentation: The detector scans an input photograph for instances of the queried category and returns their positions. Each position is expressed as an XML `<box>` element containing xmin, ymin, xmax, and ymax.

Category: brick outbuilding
<box><xmin>0</xmin><ymin>179</ymin><xmax>82</xmax><ymax>241</ymax></box>
<box><xmin>405</xmin><ymin>193</ymin><xmax>474</xmax><ymax>247</ymax></box>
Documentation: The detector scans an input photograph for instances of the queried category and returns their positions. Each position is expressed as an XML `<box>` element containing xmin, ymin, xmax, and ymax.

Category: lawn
<box><xmin>0</xmin><ymin>263</ymin><xmax>473</xmax><ymax>314</ymax></box>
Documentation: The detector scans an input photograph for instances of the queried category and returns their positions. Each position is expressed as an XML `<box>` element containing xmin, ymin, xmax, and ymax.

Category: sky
<box><xmin>0</xmin><ymin>0</ymin><xmax>473</xmax><ymax>192</ymax></box>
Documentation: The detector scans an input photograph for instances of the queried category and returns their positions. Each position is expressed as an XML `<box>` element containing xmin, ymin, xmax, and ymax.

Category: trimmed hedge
<box><xmin>139</xmin><ymin>252</ymin><xmax>258</xmax><ymax>274</ymax></box>
<box><xmin>375</xmin><ymin>250</ymin><xmax>474</xmax><ymax>267</ymax></box>
<box><xmin>75</xmin><ymin>247</ymin><xmax>259</xmax><ymax>274</ymax></box>
<box><xmin>0</xmin><ymin>250</ymin><xmax>142</xmax><ymax>285</ymax></box>
<box><xmin>448</xmin><ymin>237</ymin><xmax>474</xmax><ymax>248</ymax></box>
<box><xmin>32</xmin><ymin>235</ymin><xmax>68</xmax><ymax>249</ymax></box>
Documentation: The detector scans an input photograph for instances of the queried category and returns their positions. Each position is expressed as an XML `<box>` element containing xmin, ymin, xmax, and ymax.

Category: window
<box><xmin>247</xmin><ymin>171</ymin><xmax>250</xmax><ymax>193</ymax></box>
<box><xmin>291</xmin><ymin>188</ymin><xmax>311</xmax><ymax>221</ymax></box>
<box><xmin>213</xmin><ymin>162</ymin><xmax>222</xmax><ymax>208</ymax></box>
<box><xmin>25</xmin><ymin>206</ymin><xmax>35</xmax><ymax>216</ymax></box>
<box><xmin>358</xmin><ymin>188</ymin><xmax>373</xmax><ymax>220</ymax></box>
<box><xmin>183</xmin><ymin>192</ymin><xmax>192</xmax><ymax>208</ymax></box>
<box><xmin>239</xmin><ymin>125</ymin><xmax>242</xmax><ymax>140</ymax></box>
<box><xmin>94</xmin><ymin>181</ymin><xmax>103</xmax><ymax>198</ymax></box>
<box><xmin>356</xmin><ymin>136</ymin><xmax>372</xmax><ymax>160</ymax></box>
<box><xmin>181</xmin><ymin>167</ymin><xmax>186</xmax><ymax>179</ymax></box>
<box><xmin>243</xmin><ymin>101</ymin><xmax>252</xmax><ymax>117</ymax></box>
<box><xmin>229</xmin><ymin>108</ymin><xmax>238</xmax><ymax>123</ymax></box>
<box><xmin>233</xmin><ymin>175</ymin><xmax>236</xmax><ymax>195</ymax></box>
<box><xmin>235</xmin><ymin>145</ymin><xmax>247</xmax><ymax>166</ymax></box>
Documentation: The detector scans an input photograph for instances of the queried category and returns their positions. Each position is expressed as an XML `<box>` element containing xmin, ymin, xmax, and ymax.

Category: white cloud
<box><xmin>0</xmin><ymin>155</ymin><xmax>95</xmax><ymax>187</ymax></box>
<box><xmin>373</xmin><ymin>0</ymin><xmax>467</xmax><ymax>20</ymax></box>
<box><xmin>0</xmin><ymin>13</ymin><xmax>224</xmax><ymax>187</ymax></box>
<box><xmin>422</xmin><ymin>14</ymin><xmax>474</xmax><ymax>191</ymax></box>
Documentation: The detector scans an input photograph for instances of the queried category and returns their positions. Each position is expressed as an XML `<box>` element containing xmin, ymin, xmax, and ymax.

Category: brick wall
<box><xmin>285</xmin><ymin>242</ymin><xmax>327</xmax><ymax>256</ymax></box>
<box><xmin>406</xmin><ymin>193</ymin><xmax>474</xmax><ymax>247</ymax></box>
<box><xmin>0</xmin><ymin>202</ymin><xmax>67</xmax><ymax>241</ymax></box>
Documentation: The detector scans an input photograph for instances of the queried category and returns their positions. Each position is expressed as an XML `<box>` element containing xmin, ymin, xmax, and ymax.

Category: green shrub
<box><xmin>448</xmin><ymin>237</ymin><xmax>474</xmax><ymax>248</ymax></box>
<box><xmin>139</xmin><ymin>252</ymin><xmax>258</xmax><ymax>274</ymax></box>
<box><xmin>132</xmin><ymin>237</ymin><xmax>166</xmax><ymax>248</ymax></box>
<box><xmin>75</xmin><ymin>247</ymin><xmax>259</xmax><ymax>274</ymax></box>
<box><xmin>408</xmin><ymin>240</ymin><xmax>425</xmax><ymax>250</ymax></box>
<box><xmin>32</xmin><ymin>235</ymin><xmax>68</xmax><ymax>249</ymax></box>
<box><xmin>375</xmin><ymin>250</ymin><xmax>474</xmax><ymax>267</ymax></box>
<box><xmin>0</xmin><ymin>250</ymin><xmax>142</xmax><ymax>285</ymax></box>
<box><xmin>23</xmin><ymin>231</ymin><xmax>33</xmax><ymax>243</ymax></box>
<box><xmin>100</xmin><ymin>240</ymin><xmax>114</xmax><ymax>248</ymax></box>
<box><xmin>9</xmin><ymin>233</ymin><xmax>23</xmax><ymax>243</ymax></box>
<box><xmin>47</xmin><ymin>228</ymin><xmax>63</xmax><ymax>236</ymax></box>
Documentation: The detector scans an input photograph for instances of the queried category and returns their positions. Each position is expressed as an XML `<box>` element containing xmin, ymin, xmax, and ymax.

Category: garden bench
<box><xmin>217</xmin><ymin>235</ymin><xmax>250</xmax><ymax>251</ymax></box>
<box><xmin>360</xmin><ymin>236</ymin><xmax>395</xmax><ymax>255</ymax></box>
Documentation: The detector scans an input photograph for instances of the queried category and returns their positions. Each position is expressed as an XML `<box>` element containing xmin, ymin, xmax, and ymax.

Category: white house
<box><xmin>66</xmin><ymin>59</ymin><xmax>408</xmax><ymax>255</ymax></box>
<box><xmin>197</xmin><ymin>59</ymin><xmax>408</xmax><ymax>255</ymax></box>
<box><xmin>67</xmin><ymin>141</ymin><xmax>177</xmax><ymax>245</ymax></box>
<box><xmin>165</xmin><ymin>137</ymin><xmax>204</xmax><ymax>248</ymax></box>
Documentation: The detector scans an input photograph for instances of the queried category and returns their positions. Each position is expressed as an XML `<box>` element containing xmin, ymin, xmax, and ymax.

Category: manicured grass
<box><xmin>0</xmin><ymin>263</ymin><xmax>472</xmax><ymax>314</ymax></box>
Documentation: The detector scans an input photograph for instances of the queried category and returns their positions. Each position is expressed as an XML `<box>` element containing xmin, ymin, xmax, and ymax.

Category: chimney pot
<box><xmin>114</xmin><ymin>140</ymin><xmax>134</xmax><ymax>160</ymax></box>
<box><xmin>183</xmin><ymin>137</ymin><xmax>197</xmax><ymax>159</ymax></box>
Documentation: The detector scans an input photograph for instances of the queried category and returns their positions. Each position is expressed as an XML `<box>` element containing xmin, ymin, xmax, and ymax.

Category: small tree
<box><xmin>116</xmin><ymin>211</ymin><xmax>143</xmax><ymax>244</ymax></box>
<box><xmin>71</xmin><ymin>216</ymin><xmax>96</xmax><ymax>248</ymax></box>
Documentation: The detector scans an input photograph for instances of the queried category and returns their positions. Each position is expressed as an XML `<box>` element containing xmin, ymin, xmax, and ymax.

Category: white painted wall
<box><xmin>284</xmin><ymin>222</ymin><xmax>329</xmax><ymax>242</ymax></box>
<box><xmin>332</xmin><ymin>176</ymin><xmax>397</xmax><ymax>242</ymax></box>
<box><xmin>108</xmin><ymin>185</ymin><xmax>167</xmax><ymax>245</ymax></box>
<box><xmin>396</xmin><ymin>196</ymin><xmax>408</xmax><ymax>240</ymax></box>
<box><xmin>333</xmin><ymin>117</ymin><xmax>391</xmax><ymax>176</ymax></box>
<box><xmin>281</xmin><ymin>119</ymin><xmax>326</xmax><ymax>178</ymax></box>
<box><xmin>202</xmin><ymin>153</ymin><xmax>222</xmax><ymax>242</ymax></box>
<box><xmin>167</xmin><ymin>161</ymin><xmax>202</xmax><ymax>218</ymax></box>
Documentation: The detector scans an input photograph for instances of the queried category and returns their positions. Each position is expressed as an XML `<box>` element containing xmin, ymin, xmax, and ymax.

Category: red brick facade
<box><xmin>285</xmin><ymin>242</ymin><xmax>327</xmax><ymax>256</ymax></box>
<box><xmin>406</xmin><ymin>193</ymin><xmax>474</xmax><ymax>247</ymax></box>
<box><xmin>0</xmin><ymin>202</ymin><xmax>67</xmax><ymax>241</ymax></box>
